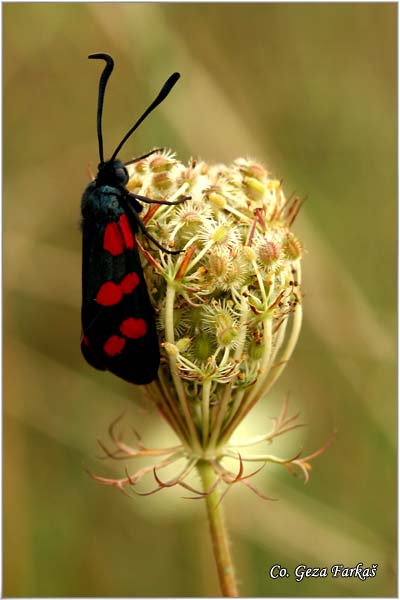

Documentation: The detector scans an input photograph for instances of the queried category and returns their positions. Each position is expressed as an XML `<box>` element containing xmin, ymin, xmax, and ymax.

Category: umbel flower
<box><xmin>91</xmin><ymin>149</ymin><xmax>328</xmax><ymax>493</ymax></box>
<box><xmin>89</xmin><ymin>149</ymin><xmax>330</xmax><ymax>596</ymax></box>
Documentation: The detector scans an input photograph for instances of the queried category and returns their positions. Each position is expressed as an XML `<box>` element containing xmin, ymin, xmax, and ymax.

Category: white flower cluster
<box><xmin>126</xmin><ymin>150</ymin><xmax>303</xmax><ymax>455</ymax></box>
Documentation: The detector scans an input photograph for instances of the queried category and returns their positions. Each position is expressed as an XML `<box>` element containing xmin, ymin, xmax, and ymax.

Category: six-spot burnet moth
<box><xmin>81</xmin><ymin>53</ymin><xmax>187</xmax><ymax>385</ymax></box>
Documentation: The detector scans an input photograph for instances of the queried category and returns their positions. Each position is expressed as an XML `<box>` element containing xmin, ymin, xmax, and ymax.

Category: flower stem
<box><xmin>197</xmin><ymin>460</ymin><xmax>239</xmax><ymax>597</ymax></box>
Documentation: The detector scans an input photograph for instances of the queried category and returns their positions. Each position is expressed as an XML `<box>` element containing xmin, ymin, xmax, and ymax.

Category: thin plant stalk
<box><xmin>197</xmin><ymin>460</ymin><xmax>239</xmax><ymax>597</ymax></box>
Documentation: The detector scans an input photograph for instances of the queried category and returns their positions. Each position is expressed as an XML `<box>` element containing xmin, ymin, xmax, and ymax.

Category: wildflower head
<box><xmin>128</xmin><ymin>151</ymin><xmax>303</xmax><ymax>403</ymax></box>
<box><xmin>89</xmin><ymin>150</ymin><xmax>328</xmax><ymax>499</ymax></box>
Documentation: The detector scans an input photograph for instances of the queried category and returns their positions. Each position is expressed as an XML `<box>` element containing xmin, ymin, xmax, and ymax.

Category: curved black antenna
<box><xmin>88</xmin><ymin>53</ymin><xmax>114</xmax><ymax>164</ymax></box>
<box><xmin>110</xmin><ymin>72</ymin><xmax>180</xmax><ymax>161</ymax></box>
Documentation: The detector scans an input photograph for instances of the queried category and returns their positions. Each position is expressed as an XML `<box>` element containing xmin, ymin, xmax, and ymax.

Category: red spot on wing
<box><xmin>103</xmin><ymin>222</ymin><xmax>124</xmax><ymax>255</ymax></box>
<box><xmin>120</xmin><ymin>272</ymin><xmax>140</xmax><ymax>294</ymax></box>
<box><xmin>96</xmin><ymin>281</ymin><xmax>123</xmax><ymax>306</ymax></box>
<box><xmin>120</xmin><ymin>317</ymin><xmax>147</xmax><ymax>339</ymax></box>
<box><xmin>104</xmin><ymin>335</ymin><xmax>126</xmax><ymax>356</ymax></box>
<box><xmin>82</xmin><ymin>334</ymin><xmax>89</xmax><ymax>346</ymax></box>
<box><xmin>118</xmin><ymin>214</ymin><xmax>134</xmax><ymax>249</ymax></box>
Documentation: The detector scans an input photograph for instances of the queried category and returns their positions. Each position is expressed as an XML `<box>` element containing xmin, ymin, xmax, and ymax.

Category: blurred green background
<box><xmin>4</xmin><ymin>3</ymin><xmax>396</xmax><ymax>597</ymax></box>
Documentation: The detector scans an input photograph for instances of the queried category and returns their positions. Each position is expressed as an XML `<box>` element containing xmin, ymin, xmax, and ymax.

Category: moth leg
<box><xmin>128</xmin><ymin>191</ymin><xmax>191</xmax><ymax>206</ymax></box>
<box><xmin>124</xmin><ymin>201</ymin><xmax>182</xmax><ymax>255</ymax></box>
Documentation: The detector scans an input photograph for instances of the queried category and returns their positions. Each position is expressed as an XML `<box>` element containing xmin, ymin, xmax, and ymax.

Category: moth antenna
<box><xmin>110</xmin><ymin>72</ymin><xmax>180</xmax><ymax>161</ymax></box>
<box><xmin>88</xmin><ymin>53</ymin><xmax>114</xmax><ymax>164</ymax></box>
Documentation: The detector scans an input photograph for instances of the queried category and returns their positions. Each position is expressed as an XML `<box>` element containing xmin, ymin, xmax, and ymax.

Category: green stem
<box><xmin>202</xmin><ymin>379</ymin><xmax>212</xmax><ymax>447</ymax></box>
<box><xmin>165</xmin><ymin>283</ymin><xmax>202</xmax><ymax>453</ymax></box>
<box><xmin>197</xmin><ymin>461</ymin><xmax>239</xmax><ymax>597</ymax></box>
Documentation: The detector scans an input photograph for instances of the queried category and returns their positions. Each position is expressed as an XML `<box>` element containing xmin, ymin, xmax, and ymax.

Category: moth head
<box><xmin>96</xmin><ymin>159</ymin><xmax>129</xmax><ymax>187</ymax></box>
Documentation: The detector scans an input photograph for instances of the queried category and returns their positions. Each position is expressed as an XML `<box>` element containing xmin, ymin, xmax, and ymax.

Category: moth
<box><xmin>81</xmin><ymin>53</ymin><xmax>186</xmax><ymax>384</ymax></box>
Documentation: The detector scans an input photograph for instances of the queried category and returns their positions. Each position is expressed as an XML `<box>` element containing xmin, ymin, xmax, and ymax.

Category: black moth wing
<box><xmin>81</xmin><ymin>182</ymin><xmax>160</xmax><ymax>384</ymax></box>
